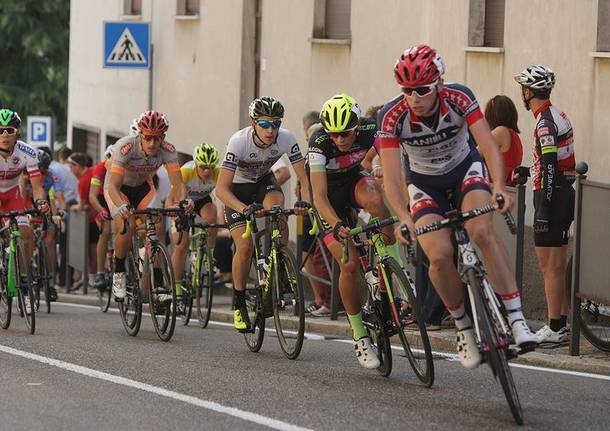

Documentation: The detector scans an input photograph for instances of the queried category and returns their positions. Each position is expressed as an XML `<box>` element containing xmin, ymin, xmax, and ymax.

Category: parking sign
<box><xmin>27</xmin><ymin>116</ymin><xmax>53</xmax><ymax>148</ymax></box>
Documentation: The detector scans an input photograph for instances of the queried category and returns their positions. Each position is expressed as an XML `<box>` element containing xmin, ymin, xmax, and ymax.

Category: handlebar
<box><xmin>241</xmin><ymin>206</ymin><xmax>296</xmax><ymax>239</ymax></box>
<box><xmin>340</xmin><ymin>216</ymin><xmax>399</xmax><ymax>264</ymax></box>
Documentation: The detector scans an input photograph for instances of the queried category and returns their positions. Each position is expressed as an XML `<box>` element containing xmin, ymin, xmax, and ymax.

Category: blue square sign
<box><xmin>104</xmin><ymin>22</ymin><xmax>150</xmax><ymax>69</ymax></box>
<box><xmin>27</xmin><ymin>116</ymin><xmax>52</xmax><ymax>147</ymax></box>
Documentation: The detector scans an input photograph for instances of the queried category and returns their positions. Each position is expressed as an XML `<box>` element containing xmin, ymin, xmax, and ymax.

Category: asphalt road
<box><xmin>0</xmin><ymin>302</ymin><xmax>608</xmax><ymax>431</ymax></box>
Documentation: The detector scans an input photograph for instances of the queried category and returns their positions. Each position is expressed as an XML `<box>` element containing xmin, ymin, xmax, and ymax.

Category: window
<box><xmin>177</xmin><ymin>0</ymin><xmax>200</xmax><ymax>16</ymax></box>
<box><xmin>312</xmin><ymin>0</ymin><xmax>351</xmax><ymax>41</ymax></box>
<box><xmin>123</xmin><ymin>0</ymin><xmax>142</xmax><ymax>16</ymax></box>
<box><xmin>597</xmin><ymin>0</ymin><xmax>610</xmax><ymax>51</ymax></box>
<box><xmin>468</xmin><ymin>0</ymin><xmax>505</xmax><ymax>47</ymax></box>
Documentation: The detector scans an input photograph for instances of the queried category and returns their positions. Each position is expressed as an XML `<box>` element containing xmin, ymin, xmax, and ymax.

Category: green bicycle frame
<box><xmin>7</xmin><ymin>230</ymin><xmax>21</xmax><ymax>298</ymax></box>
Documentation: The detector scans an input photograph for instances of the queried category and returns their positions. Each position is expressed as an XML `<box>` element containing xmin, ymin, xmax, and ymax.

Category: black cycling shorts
<box><xmin>533</xmin><ymin>185</ymin><xmax>575</xmax><ymax>247</ymax></box>
<box><xmin>223</xmin><ymin>173</ymin><xmax>283</xmax><ymax>230</ymax></box>
<box><xmin>194</xmin><ymin>196</ymin><xmax>213</xmax><ymax>215</ymax></box>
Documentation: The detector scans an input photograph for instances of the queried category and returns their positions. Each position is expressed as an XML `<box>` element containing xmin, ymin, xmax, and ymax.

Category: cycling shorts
<box><xmin>533</xmin><ymin>185</ymin><xmax>575</xmax><ymax>247</ymax></box>
<box><xmin>224</xmin><ymin>173</ymin><xmax>283</xmax><ymax>230</ymax></box>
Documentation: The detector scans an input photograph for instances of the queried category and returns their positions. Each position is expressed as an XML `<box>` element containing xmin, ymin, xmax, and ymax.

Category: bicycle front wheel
<box><xmin>384</xmin><ymin>257</ymin><xmax>434</xmax><ymax>386</ymax></box>
<box><xmin>363</xmin><ymin>303</ymin><xmax>392</xmax><ymax>376</ymax></box>
<box><xmin>244</xmin><ymin>259</ymin><xmax>265</xmax><ymax>352</ymax></box>
<box><xmin>119</xmin><ymin>250</ymin><xmax>142</xmax><ymax>336</ymax></box>
<box><xmin>467</xmin><ymin>270</ymin><xmax>523</xmax><ymax>425</ymax></box>
<box><xmin>16</xmin><ymin>239</ymin><xmax>35</xmax><ymax>334</ymax></box>
<box><xmin>272</xmin><ymin>247</ymin><xmax>305</xmax><ymax>360</ymax></box>
<box><xmin>149</xmin><ymin>244</ymin><xmax>177</xmax><ymax>342</ymax></box>
<box><xmin>196</xmin><ymin>247</ymin><xmax>214</xmax><ymax>328</ymax></box>
<box><xmin>38</xmin><ymin>244</ymin><xmax>51</xmax><ymax>314</ymax></box>
<box><xmin>0</xmin><ymin>258</ymin><xmax>12</xmax><ymax>329</ymax></box>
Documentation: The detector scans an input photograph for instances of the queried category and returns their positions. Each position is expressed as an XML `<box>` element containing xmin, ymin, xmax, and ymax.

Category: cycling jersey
<box><xmin>220</xmin><ymin>127</ymin><xmax>303</xmax><ymax>183</ymax></box>
<box><xmin>531</xmin><ymin>100</ymin><xmax>575</xmax><ymax>193</ymax></box>
<box><xmin>0</xmin><ymin>140</ymin><xmax>41</xmax><ymax>192</ymax></box>
<box><xmin>377</xmin><ymin>83</ymin><xmax>483</xmax><ymax>175</ymax></box>
<box><xmin>307</xmin><ymin>118</ymin><xmax>378</xmax><ymax>184</ymax></box>
<box><xmin>49</xmin><ymin>161</ymin><xmax>77</xmax><ymax>203</ymax></box>
<box><xmin>90</xmin><ymin>160</ymin><xmax>108</xmax><ymax>195</ymax></box>
<box><xmin>181</xmin><ymin>161</ymin><xmax>218</xmax><ymax>201</ymax></box>
<box><xmin>107</xmin><ymin>135</ymin><xmax>180</xmax><ymax>188</ymax></box>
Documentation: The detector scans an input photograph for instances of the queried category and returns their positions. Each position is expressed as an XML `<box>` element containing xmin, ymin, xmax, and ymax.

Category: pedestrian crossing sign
<box><xmin>103</xmin><ymin>22</ymin><xmax>150</xmax><ymax>69</ymax></box>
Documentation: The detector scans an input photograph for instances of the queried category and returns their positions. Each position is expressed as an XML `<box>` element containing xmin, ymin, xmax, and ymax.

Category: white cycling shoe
<box><xmin>456</xmin><ymin>327</ymin><xmax>482</xmax><ymax>369</ymax></box>
<box><xmin>112</xmin><ymin>272</ymin><xmax>127</xmax><ymax>301</ymax></box>
<box><xmin>511</xmin><ymin>320</ymin><xmax>538</xmax><ymax>347</ymax></box>
<box><xmin>353</xmin><ymin>336</ymin><xmax>381</xmax><ymax>369</ymax></box>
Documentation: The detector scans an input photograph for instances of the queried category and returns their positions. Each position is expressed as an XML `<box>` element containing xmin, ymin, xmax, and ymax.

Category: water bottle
<box><xmin>365</xmin><ymin>269</ymin><xmax>381</xmax><ymax>301</ymax></box>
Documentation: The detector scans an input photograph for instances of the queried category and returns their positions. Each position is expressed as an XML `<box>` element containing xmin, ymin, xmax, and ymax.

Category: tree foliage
<box><xmin>0</xmin><ymin>0</ymin><xmax>69</xmax><ymax>141</ymax></box>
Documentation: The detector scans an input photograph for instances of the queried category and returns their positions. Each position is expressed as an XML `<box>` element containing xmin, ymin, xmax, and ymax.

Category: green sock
<box><xmin>387</xmin><ymin>242</ymin><xmax>405</xmax><ymax>268</ymax></box>
<box><xmin>348</xmin><ymin>312</ymin><xmax>368</xmax><ymax>340</ymax></box>
<box><xmin>175</xmin><ymin>281</ymin><xmax>183</xmax><ymax>295</ymax></box>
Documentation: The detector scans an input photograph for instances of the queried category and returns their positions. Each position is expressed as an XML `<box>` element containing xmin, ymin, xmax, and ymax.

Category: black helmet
<box><xmin>37</xmin><ymin>149</ymin><xmax>51</xmax><ymax>171</ymax></box>
<box><xmin>248</xmin><ymin>96</ymin><xmax>284</xmax><ymax>119</ymax></box>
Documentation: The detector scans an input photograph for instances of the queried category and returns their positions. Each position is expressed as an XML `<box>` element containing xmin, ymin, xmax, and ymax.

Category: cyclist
<box><xmin>308</xmin><ymin>94</ymin><xmax>405</xmax><ymax>368</ymax></box>
<box><xmin>104</xmin><ymin>110</ymin><xmax>191</xmax><ymax>301</ymax></box>
<box><xmin>90</xmin><ymin>145</ymin><xmax>115</xmax><ymax>289</ymax></box>
<box><xmin>215</xmin><ymin>96</ymin><xmax>311</xmax><ymax>333</ymax></box>
<box><xmin>169</xmin><ymin>143</ymin><xmax>220</xmax><ymax>313</ymax></box>
<box><xmin>0</xmin><ymin>108</ymin><xmax>50</xmax><ymax>312</ymax></box>
<box><xmin>378</xmin><ymin>45</ymin><xmax>537</xmax><ymax>369</ymax></box>
<box><xmin>514</xmin><ymin>65</ymin><xmax>575</xmax><ymax>343</ymax></box>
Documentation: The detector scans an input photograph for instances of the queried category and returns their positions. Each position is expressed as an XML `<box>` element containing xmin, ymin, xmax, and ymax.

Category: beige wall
<box><xmin>69</xmin><ymin>0</ymin><xmax>609</xmax><ymax>183</ymax></box>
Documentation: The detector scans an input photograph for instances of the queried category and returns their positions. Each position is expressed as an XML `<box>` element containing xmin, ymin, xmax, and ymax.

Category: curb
<box><xmin>56</xmin><ymin>293</ymin><xmax>610</xmax><ymax>376</ymax></box>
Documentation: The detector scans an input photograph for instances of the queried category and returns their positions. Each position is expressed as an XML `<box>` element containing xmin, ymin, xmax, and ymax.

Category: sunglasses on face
<box><xmin>401</xmin><ymin>82</ymin><xmax>438</xmax><ymax>97</ymax></box>
<box><xmin>0</xmin><ymin>127</ymin><xmax>18</xmax><ymax>136</ymax></box>
<box><xmin>256</xmin><ymin>120</ymin><xmax>282</xmax><ymax>129</ymax></box>
<box><xmin>328</xmin><ymin>128</ymin><xmax>356</xmax><ymax>139</ymax></box>
<box><xmin>140</xmin><ymin>133</ymin><xmax>165</xmax><ymax>141</ymax></box>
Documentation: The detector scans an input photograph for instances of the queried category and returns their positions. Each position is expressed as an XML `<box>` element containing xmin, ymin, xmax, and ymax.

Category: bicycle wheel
<box><xmin>149</xmin><ymin>244</ymin><xmax>176</xmax><ymax>342</ymax></box>
<box><xmin>181</xmin><ymin>277</ymin><xmax>194</xmax><ymax>326</ymax></box>
<box><xmin>363</xmin><ymin>303</ymin><xmax>392</xmax><ymax>376</ymax></box>
<box><xmin>244</xmin><ymin>259</ymin><xmax>265</xmax><ymax>352</ymax></box>
<box><xmin>384</xmin><ymin>257</ymin><xmax>434</xmax><ymax>386</ymax></box>
<box><xmin>467</xmin><ymin>270</ymin><xmax>523</xmax><ymax>425</ymax></box>
<box><xmin>0</xmin><ymin>259</ymin><xmax>12</xmax><ymax>329</ymax></box>
<box><xmin>16</xmin><ymin>239</ymin><xmax>35</xmax><ymax>334</ymax></box>
<box><xmin>38</xmin><ymin>244</ymin><xmax>51</xmax><ymax>314</ymax></box>
<box><xmin>196</xmin><ymin>247</ymin><xmax>214</xmax><ymax>328</ymax></box>
<box><xmin>271</xmin><ymin>247</ymin><xmax>305</xmax><ymax>360</ymax></box>
<box><xmin>119</xmin><ymin>250</ymin><xmax>142</xmax><ymax>336</ymax></box>
<box><xmin>98</xmin><ymin>269</ymin><xmax>112</xmax><ymax>313</ymax></box>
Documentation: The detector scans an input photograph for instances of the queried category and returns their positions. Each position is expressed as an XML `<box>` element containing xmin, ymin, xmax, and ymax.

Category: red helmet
<box><xmin>137</xmin><ymin>111</ymin><xmax>169</xmax><ymax>135</ymax></box>
<box><xmin>394</xmin><ymin>45</ymin><xmax>445</xmax><ymax>87</ymax></box>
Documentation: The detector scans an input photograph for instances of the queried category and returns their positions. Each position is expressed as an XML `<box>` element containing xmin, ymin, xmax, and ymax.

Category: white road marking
<box><xmin>55</xmin><ymin>302</ymin><xmax>610</xmax><ymax>381</ymax></box>
<box><xmin>0</xmin><ymin>343</ymin><xmax>312</xmax><ymax>431</ymax></box>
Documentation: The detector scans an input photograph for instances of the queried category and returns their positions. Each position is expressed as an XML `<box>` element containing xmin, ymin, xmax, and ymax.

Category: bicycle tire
<box><xmin>196</xmin><ymin>247</ymin><xmax>214</xmax><ymax>328</ymax></box>
<box><xmin>271</xmin><ymin>247</ymin><xmax>305</xmax><ymax>360</ymax></box>
<box><xmin>149</xmin><ymin>244</ymin><xmax>177</xmax><ymax>342</ymax></box>
<box><xmin>16</xmin><ymin>239</ymin><xmax>35</xmax><ymax>334</ymax></box>
<box><xmin>38</xmin><ymin>244</ymin><xmax>51</xmax><ymax>314</ymax></box>
<box><xmin>566</xmin><ymin>256</ymin><xmax>610</xmax><ymax>351</ymax></box>
<box><xmin>364</xmin><ymin>303</ymin><xmax>392</xmax><ymax>377</ymax></box>
<box><xmin>384</xmin><ymin>257</ymin><xmax>434</xmax><ymax>386</ymax></box>
<box><xmin>0</xmin><ymin>256</ymin><xmax>12</xmax><ymax>329</ymax></box>
<box><xmin>466</xmin><ymin>269</ymin><xmax>523</xmax><ymax>425</ymax></box>
<box><xmin>119</xmin><ymin>250</ymin><xmax>142</xmax><ymax>336</ymax></box>
<box><xmin>181</xmin><ymin>277</ymin><xmax>194</xmax><ymax>326</ymax></box>
<box><xmin>98</xmin><ymin>269</ymin><xmax>112</xmax><ymax>313</ymax></box>
<box><xmin>244</xmin><ymin>259</ymin><xmax>265</xmax><ymax>352</ymax></box>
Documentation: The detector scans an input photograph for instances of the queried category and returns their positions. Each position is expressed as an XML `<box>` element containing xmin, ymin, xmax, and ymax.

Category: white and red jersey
<box><xmin>376</xmin><ymin>83</ymin><xmax>483</xmax><ymax>176</ymax></box>
<box><xmin>0</xmin><ymin>140</ymin><xmax>41</xmax><ymax>192</ymax></box>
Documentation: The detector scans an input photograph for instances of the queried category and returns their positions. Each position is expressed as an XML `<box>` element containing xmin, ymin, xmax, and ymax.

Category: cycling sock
<box><xmin>500</xmin><ymin>291</ymin><xmax>525</xmax><ymax>326</ymax></box>
<box><xmin>175</xmin><ymin>281</ymin><xmax>183</xmax><ymax>296</ymax></box>
<box><xmin>348</xmin><ymin>312</ymin><xmax>368</xmax><ymax>340</ymax></box>
<box><xmin>560</xmin><ymin>315</ymin><xmax>568</xmax><ymax>329</ymax></box>
<box><xmin>387</xmin><ymin>242</ymin><xmax>405</xmax><ymax>268</ymax></box>
<box><xmin>114</xmin><ymin>257</ymin><xmax>125</xmax><ymax>272</ymax></box>
<box><xmin>447</xmin><ymin>301</ymin><xmax>472</xmax><ymax>330</ymax></box>
<box><xmin>234</xmin><ymin>290</ymin><xmax>246</xmax><ymax>309</ymax></box>
<box><xmin>549</xmin><ymin>317</ymin><xmax>564</xmax><ymax>332</ymax></box>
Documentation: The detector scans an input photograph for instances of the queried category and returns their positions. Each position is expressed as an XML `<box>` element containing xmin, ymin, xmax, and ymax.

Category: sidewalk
<box><xmin>57</xmin><ymin>290</ymin><xmax>610</xmax><ymax>376</ymax></box>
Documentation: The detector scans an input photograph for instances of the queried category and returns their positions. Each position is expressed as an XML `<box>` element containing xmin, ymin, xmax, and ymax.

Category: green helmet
<box><xmin>193</xmin><ymin>143</ymin><xmax>219</xmax><ymax>167</ymax></box>
<box><xmin>0</xmin><ymin>109</ymin><xmax>22</xmax><ymax>128</ymax></box>
<box><xmin>320</xmin><ymin>94</ymin><xmax>361</xmax><ymax>133</ymax></box>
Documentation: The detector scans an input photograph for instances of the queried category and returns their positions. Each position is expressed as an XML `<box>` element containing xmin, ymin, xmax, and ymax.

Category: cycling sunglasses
<box><xmin>328</xmin><ymin>127</ymin><xmax>357</xmax><ymax>139</ymax></box>
<box><xmin>256</xmin><ymin>119</ymin><xmax>282</xmax><ymax>129</ymax></box>
<box><xmin>0</xmin><ymin>127</ymin><xmax>18</xmax><ymax>136</ymax></box>
<box><xmin>401</xmin><ymin>81</ymin><xmax>438</xmax><ymax>97</ymax></box>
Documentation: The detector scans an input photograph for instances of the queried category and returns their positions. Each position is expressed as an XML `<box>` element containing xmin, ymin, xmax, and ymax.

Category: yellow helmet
<box><xmin>320</xmin><ymin>94</ymin><xmax>361</xmax><ymax>133</ymax></box>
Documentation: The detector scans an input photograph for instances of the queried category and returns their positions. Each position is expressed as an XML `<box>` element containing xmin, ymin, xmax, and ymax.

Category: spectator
<box><xmin>301</xmin><ymin>110</ymin><xmax>333</xmax><ymax>317</ymax></box>
<box><xmin>67</xmin><ymin>152</ymin><xmax>99</xmax><ymax>290</ymax></box>
<box><xmin>484</xmin><ymin>95</ymin><xmax>523</xmax><ymax>187</ymax></box>
<box><xmin>514</xmin><ymin>65</ymin><xmax>576</xmax><ymax>344</ymax></box>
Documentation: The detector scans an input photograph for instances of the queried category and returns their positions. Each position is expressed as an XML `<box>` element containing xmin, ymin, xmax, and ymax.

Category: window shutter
<box><xmin>484</xmin><ymin>0</ymin><xmax>505</xmax><ymax>47</ymax></box>
<box><xmin>325</xmin><ymin>0</ymin><xmax>351</xmax><ymax>39</ymax></box>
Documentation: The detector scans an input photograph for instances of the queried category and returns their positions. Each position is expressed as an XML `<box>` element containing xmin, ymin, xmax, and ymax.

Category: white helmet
<box><xmin>104</xmin><ymin>144</ymin><xmax>115</xmax><ymax>159</ymax></box>
<box><xmin>129</xmin><ymin>117</ymin><xmax>140</xmax><ymax>136</ymax></box>
<box><xmin>514</xmin><ymin>65</ymin><xmax>555</xmax><ymax>90</ymax></box>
